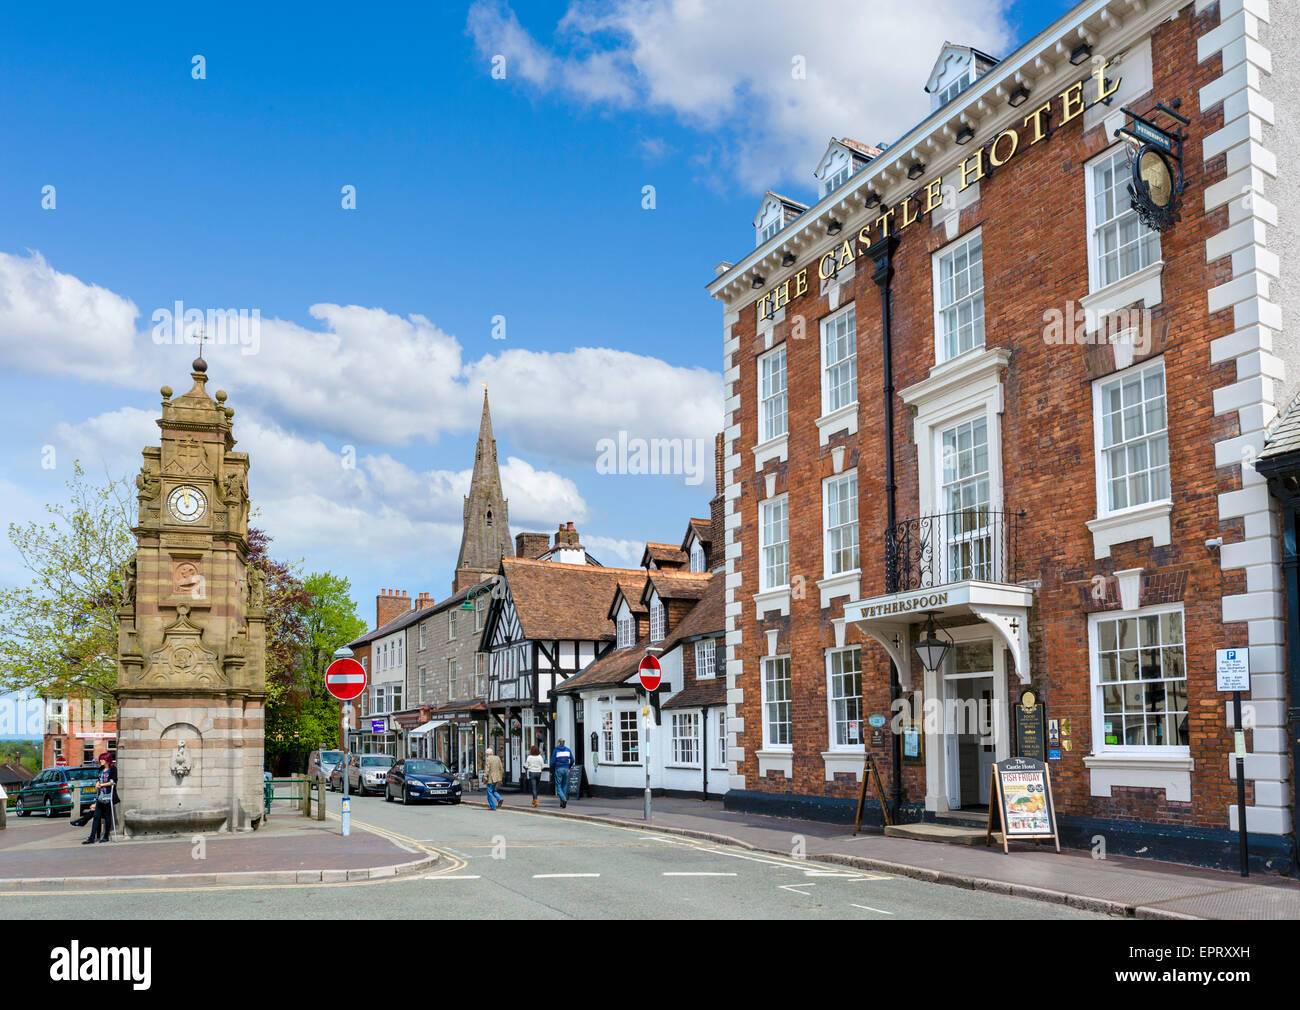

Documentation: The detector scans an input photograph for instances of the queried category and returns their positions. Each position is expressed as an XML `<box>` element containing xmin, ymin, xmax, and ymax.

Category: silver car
<box><xmin>308</xmin><ymin>749</ymin><xmax>344</xmax><ymax>783</ymax></box>
<box><xmin>348</xmin><ymin>753</ymin><xmax>394</xmax><ymax>796</ymax></box>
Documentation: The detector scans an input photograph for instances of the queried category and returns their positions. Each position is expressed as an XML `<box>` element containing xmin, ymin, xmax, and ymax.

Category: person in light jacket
<box><xmin>523</xmin><ymin>745</ymin><xmax>545</xmax><ymax>807</ymax></box>
<box><xmin>483</xmin><ymin>748</ymin><xmax>505</xmax><ymax>810</ymax></box>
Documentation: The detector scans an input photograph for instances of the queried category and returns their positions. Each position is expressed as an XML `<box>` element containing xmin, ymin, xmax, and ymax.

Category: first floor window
<box><xmin>418</xmin><ymin>665</ymin><xmax>427</xmax><ymax>703</ymax></box>
<box><xmin>762</xmin><ymin>656</ymin><xmax>792</xmax><ymax>748</ymax></box>
<box><xmin>475</xmin><ymin>653</ymin><xmax>487</xmax><ymax>696</ymax></box>
<box><xmin>82</xmin><ymin>741</ymin><xmax>95</xmax><ymax>765</ymax></box>
<box><xmin>1097</xmin><ymin>359</ymin><xmax>1169</xmax><ymax>512</ymax></box>
<box><xmin>760</xmin><ymin>495</ymin><xmax>789</xmax><ymax>590</ymax></box>
<box><xmin>447</xmin><ymin>658</ymin><xmax>457</xmax><ymax>699</ymax></box>
<box><xmin>824</xmin><ymin>470</ymin><xmax>859</xmax><ymax>575</ymax></box>
<box><xmin>671</xmin><ymin>713</ymin><xmax>700</xmax><ymax>765</ymax></box>
<box><xmin>759</xmin><ymin>345</ymin><xmax>788</xmax><ymax>442</ymax></box>
<box><xmin>391</xmin><ymin>685</ymin><xmax>403</xmax><ymax>712</ymax></box>
<box><xmin>935</xmin><ymin>230</ymin><xmax>985</xmax><ymax>360</ymax></box>
<box><xmin>619</xmin><ymin>711</ymin><xmax>640</xmax><ymax>763</ymax></box>
<box><xmin>1092</xmin><ymin>606</ymin><xmax>1188</xmax><ymax>748</ymax></box>
<box><xmin>941</xmin><ymin>416</ymin><xmax>992</xmax><ymax>581</ymax></box>
<box><xmin>695</xmin><ymin>638</ymin><xmax>717</xmax><ymax>679</ymax></box>
<box><xmin>828</xmin><ymin>648</ymin><xmax>863</xmax><ymax>747</ymax></box>
<box><xmin>1090</xmin><ymin>146</ymin><xmax>1161</xmax><ymax>288</ymax></box>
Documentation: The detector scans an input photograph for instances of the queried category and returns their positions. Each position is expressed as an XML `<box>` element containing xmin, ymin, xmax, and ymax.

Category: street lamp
<box><xmin>914</xmin><ymin>613</ymin><xmax>953</xmax><ymax>674</ymax></box>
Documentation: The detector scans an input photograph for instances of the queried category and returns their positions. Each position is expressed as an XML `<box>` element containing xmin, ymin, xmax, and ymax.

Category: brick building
<box><xmin>708</xmin><ymin>0</ymin><xmax>1297</xmax><ymax>870</ymax></box>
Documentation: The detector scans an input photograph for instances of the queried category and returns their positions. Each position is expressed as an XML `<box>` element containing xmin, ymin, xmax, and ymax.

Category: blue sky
<box><xmin>0</xmin><ymin>0</ymin><xmax>1074</xmax><ymax>682</ymax></box>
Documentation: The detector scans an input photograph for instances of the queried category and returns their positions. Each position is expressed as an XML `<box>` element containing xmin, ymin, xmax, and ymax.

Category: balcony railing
<box><xmin>885</xmin><ymin>509</ymin><xmax>1024</xmax><ymax>592</ymax></box>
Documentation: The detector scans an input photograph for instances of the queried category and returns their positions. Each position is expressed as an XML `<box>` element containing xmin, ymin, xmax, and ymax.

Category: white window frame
<box><xmin>1087</xmin><ymin>602</ymin><xmax>1189</xmax><ymax>758</ymax></box>
<box><xmin>694</xmin><ymin>638</ymin><xmax>717</xmax><ymax>680</ymax></box>
<box><xmin>418</xmin><ymin>665</ymin><xmax>427</xmax><ymax>704</ymax></box>
<box><xmin>418</xmin><ymin>623</ymin><xmax>425</xmax><ymax>651</ymax></box>
<box><xmin>1085</xmin><ymin>145</ymin><xmax>1162</xmax><ymax>295</ymax></box>
<box><xmin>474</xmin><ymin>595</ymin><xmax>485</xmax><ymax>632</ymax></box>
<box><xmin>619</xmin><ymin>709</ymin><xmax>641</xmax><ymax>764</ymax></box>
<box><xmin>671</xmin><ymin>712</ymin><xmax>701</xmax><ymax>766</ymax></box>
<box><xmin>447</xmin><ymin>658</ymin><xmax>456</xmax><ymax>700</ymax></box>
<box><xmin>937</xmin><ymin>415</ymin><xmax>994</xmax><ymax>582</ymax></box>
<box><xmin>715</xmin><ymin>709</ymin><xmax>727</xmax><ymax>769</ymax></box>
<box><xmin>757</xmin><ymin>217</ymin><xmax>781</xmax><ymax>246</ymax></box>
<box><xmin>826</xmin><ymin>647</ymin><xmax>865</xmax><ymax>751</ymax></box>
<box><xmin>474</xmin><ymin>652</ymin><xmax>487</xmax><ymax>696</ymax></box>
<box><xmin>650</xmin><ymin>596</ymin><xmax>665</xmax><ymax>643</ymax></box>
<box><xmin>448</xmin><ymin>609</ymin><xmax>457</xmax><ymax>642</ymax></box>
<box><xmin>936</xmin><ymin>71</ymin><xmax>971</xmax><ymax>107</ymax></box>
<box><xmin>823</xmin><ymin>469</ymin><xmax>860</xmax><ymax>578</ymax></box>
<box><xmin>759</xmin><ymin>495</ymin><xmax>790</xmax><ymax>591</ymax></box>
<box><xmin>820</xmin><ymin>304</ymin><xmax>857</xmax><ymax>416</ymax></box>
<box><xmin>758</xmin><ymin>344</ymin><xmax>788</xmax><ymax>444</ymax></box>
<box><xmin>601</xmin><ymin>710</ymin><xmax>616</xmax><ymax>763</ymax></box>
<box><xmin>761</xmin><ymin>655</ymin><xmax>792</xmax><ymax>751</ymax></box>
<box><xmin>615</xmin><ymin>600</ymin><xmax>635</xmax><ymax>649</ymax></box>
<box><xmin>689</xmin><ymin>538</ymin><xmax>706</xmax><ymax>573</ymax></box>
<box><xmin>1092</xmin><ymin>357</ymin><xmax>1170</xmax><ymax>518</ymax></box>
<box><xmin>932</xmin><ymin>228</ymin><xmax>985</xmax><ymax>363</ymax></box>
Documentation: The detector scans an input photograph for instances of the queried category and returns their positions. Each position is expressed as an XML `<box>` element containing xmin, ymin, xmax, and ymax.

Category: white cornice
<box><xmin>706</xmin><ymin>0</ymin><xmax>1184</xmax><ymax>307</ymax></box>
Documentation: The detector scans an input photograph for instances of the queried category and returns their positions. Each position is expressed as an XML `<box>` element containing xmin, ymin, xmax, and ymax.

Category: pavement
<box><xmin>0</xmin><ymin>804</ymin><xmax>437</xmax><ymax>889</ymax></box>
<box><xmin>469</xmin><ymin>789</ymin><xmax>1300</xmax><ymax>920</ymax></box>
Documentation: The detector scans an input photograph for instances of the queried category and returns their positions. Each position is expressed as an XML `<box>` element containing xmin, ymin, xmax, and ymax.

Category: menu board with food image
<box><xmin>986</xmin><ymin>756</ymin><xmax>1060</xmax><ymax>853</ymax></box>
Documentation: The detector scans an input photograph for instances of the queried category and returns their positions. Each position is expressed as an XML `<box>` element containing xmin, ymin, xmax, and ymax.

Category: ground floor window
<box><xmin>1090</xmin><ymin>604</ymin><xmax>1188</xmax><ymax>749</ymax></box>
<box><xmin>827</xmin><ymin>647</ymin><xmax>863</xmax><ymax>748</ymax></box>
<box><xmin>716</xmin><ymin>709</ymin><xmax>727</xmax><ymax>768</ymax></box>
<box><xmin>671</xmin><ymin>712</ymin><xmax>700</xmax><ymax>765</ymax></box>
<box><xmin>619</xmin><ymin>710</ymin><xmax>640</xmax><ymax>763</ymax></box>
<box><xmin>601</xmin><ymin>710</ymin><xmax>616</xmax><ymax>762</ymax></box>
<box><xmin>762</xmin><ymin>656</ymin><xmax>791</xmax><ymax>748</ymax></box>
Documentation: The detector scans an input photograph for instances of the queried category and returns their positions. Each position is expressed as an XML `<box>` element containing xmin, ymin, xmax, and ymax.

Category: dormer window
<box><xmin>824</xmin><ymin>165</ymin><xmax>850</xmax><ymax>195</ymax></box>
<box><xmin>616</xmin><ymin>601</ymin><xmax>635</xmax><ymax>649</ymax></box>
<box><xmin>814</xmin><ymin>139</ymin><xmax>880</xmax><ymax>200</ymax></box>
<box><xmin>926</xmin><ymin>43</ymin><xmax>998</xmax><ymax>112</ymax></box>
<box><xmin>758</xmin><ymin>218</ymin><xmax>781</xmax><ymax>245</ymax></box>
<box><xmin>689</xmin><ymin>539</ymin><xmax>706</xmax><ymax>573</ymax></box>
<box><xmin>650</xmin><ymin>598</ymin><xmax>665</xmax><ymax>643</ymax></box>
<box><xmin>753</xmin><ymin>192</ymin><xmax>807</xmax><ymax>249</ymax></box>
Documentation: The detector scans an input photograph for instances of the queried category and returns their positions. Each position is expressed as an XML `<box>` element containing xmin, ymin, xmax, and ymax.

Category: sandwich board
<box><xmin>986</xmin><ymin>756</ymin><xmax>1059</xmax><ymax>853</ymax></box>
<box><xmin>851</xmin><ymin>754</ymin><xmax>892</xmax><ymax>836</ymax></box>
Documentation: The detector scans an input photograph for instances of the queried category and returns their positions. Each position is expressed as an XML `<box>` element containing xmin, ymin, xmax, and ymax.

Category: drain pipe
<box><xmin>868</xmin><ymin>234</ymin><xmax>903</xmax><ymax>822</ymax></box>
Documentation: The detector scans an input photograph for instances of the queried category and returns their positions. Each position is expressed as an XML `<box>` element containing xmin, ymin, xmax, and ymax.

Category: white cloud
<box><xmin>583</xmin><ymin>534</ymin><xmax>644</xmax><ymax>567</ymax></box>
<box><xmin>0</xmin><ymin>252</ymin><xmax>722</xmax><ymax>466</ymax></box>
<box><xmin>467</xmin><ymin>0</ymin><xmax>1016</xmax><ymax>190</ymax></box>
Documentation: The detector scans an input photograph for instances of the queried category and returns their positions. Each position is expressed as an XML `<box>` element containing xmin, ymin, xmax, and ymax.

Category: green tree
<box><xmin>0</xmin><ymin>463</ymin><xmax>133</xmax><ymax>702</ymax></box>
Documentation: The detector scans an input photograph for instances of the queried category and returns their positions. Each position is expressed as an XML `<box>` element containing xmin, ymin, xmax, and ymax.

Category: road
<box><xmin>2</xmin><ymin>791</ymin><xmax>1108</xmax><ymax>919</ymax></box>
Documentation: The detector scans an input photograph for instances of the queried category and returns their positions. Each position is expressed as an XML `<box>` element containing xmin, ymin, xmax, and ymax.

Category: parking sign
<box><xmin>1215</xmin><ymin>649</ymin><xmax>1250</xmax><ymax>692</ymax></box>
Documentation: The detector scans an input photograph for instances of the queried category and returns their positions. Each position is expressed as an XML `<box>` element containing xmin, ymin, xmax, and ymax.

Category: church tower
<box><xmin>114</xmin><ymin>353</ymin><xmax>266</xmax><ymax>835</ymax></box>
<box><xmin>454</xmin><ymin>389</ymin><xmax>515</xmax><ymax>592</ymax></box>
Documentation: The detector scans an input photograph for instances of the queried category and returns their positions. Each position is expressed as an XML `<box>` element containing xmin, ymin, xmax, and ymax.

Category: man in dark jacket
<box><xmin>550</xmin><ymin>740</ymin><xmax>574</xmax><ymax>808</ymax></box>
<box><xmin>84</xmin><ymin>752</ymin><xmax>117</xmax><ymax>844</ymax></box>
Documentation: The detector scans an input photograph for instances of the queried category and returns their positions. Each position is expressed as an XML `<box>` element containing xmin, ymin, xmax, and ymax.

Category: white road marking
<box><xmin>780</xmin><ymin>884</ymin><xmax>815</xmax><ymax>896</ymax></box>
<box><xmin>662</xmin><ymin>872</ymin><xmax>737</xmax><ymax>877</ymax></box>
<box><xmin>803</xmin><ymin>870</ymin><xmax>860</xmax><ymax>877</ymax></box>
<box><xmin>850</xmin><ymin>903</ymin><xmax>895</xmax><ymax>915</ymax></box>
<box><xmin>425</xmin><ymin>875</ymin><xmax>481</xmax><ymax>880</ymax></box>
<box><xmin>701</xmin><ymin>848</ymin><xmax>800</xmax><ymax>869</ymax></box>
<box><xmin>532</xmin><ymin>873</ymin><xmax>600</xmax><ymax>878</ymax></box>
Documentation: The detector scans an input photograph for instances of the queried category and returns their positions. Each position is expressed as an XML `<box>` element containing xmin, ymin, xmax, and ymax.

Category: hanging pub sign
<box><xmin>1014</xmin><ymin>689</ymin><xmax>1046</xmax><ymax>760</ymax></box>
<box><xmin>1115</xmin><ymin>99</ymin><xmax>1190</xmax><ymax>231</ymax></box>
<box><xmin>986</xmin><ymin>756</ymin><xmax>1060</xmax><ymax>853</ymax></box>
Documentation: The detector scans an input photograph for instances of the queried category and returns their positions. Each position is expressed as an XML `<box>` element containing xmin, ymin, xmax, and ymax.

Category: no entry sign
<box><xmin>325</xmin><ymin>658</ymin><xmax>368</xmax><ymax>701</ymax></box>
<box><xmin>638</xmin><ymin>654</ymin><xmax>662</xmax><ymax>692</ymax></box>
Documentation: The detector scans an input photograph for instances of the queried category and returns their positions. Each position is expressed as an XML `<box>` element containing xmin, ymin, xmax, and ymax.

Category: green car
<box><xmin>14</xmin><ymin>765</ymin><xmax>101</xmax><ymax>817</ymax></box>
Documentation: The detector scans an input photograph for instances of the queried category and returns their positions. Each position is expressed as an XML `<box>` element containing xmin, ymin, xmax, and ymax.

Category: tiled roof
<box><xmin>0</xmin><ymin>761</ymin><xmax>34</xmax><ymax>784</ymax></box>
<box><xmin>683</xmin><ymin>518</ymin><xmax>712</xmax><ymax>550</ymax></box>
<box><xmin>662</xmin><ymin>677</ymin><xmax>725</xmax><ymax>710</ymax></box>
<box><xmin>658</xmin><ymin>571</ymin><xmax>724</xmax><ymax>649</ymax></box>
<box><xmin>1259</xmin><ymin>393</ymin><xmax>1300</xmax><ymax>464</ymax></box>
<box><xmin>839</xmin><ymin>137</ymin><xmax>884</xmax><ymax>159</ymax></box>
<box><xmin>643</xmin><ymin>570</ymin><xmax>713</xmax><ymax>606</ymax></box>
<box><xmin>501</xmin><ymin>558</ymin><xmax>647</xmax><ymax>642</ymax></box>
<box><xmin>642</xmin><ymin>542</ymin><xmax>688</xmax><ymax>567</ymax></box>
<box><xmin>552</xmin><ymin>645</ymin><xmax>644</xmax><ymax>694</ymax></box>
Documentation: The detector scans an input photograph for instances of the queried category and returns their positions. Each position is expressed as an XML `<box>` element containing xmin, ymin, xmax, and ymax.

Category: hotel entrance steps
<box><xmin>884</xmin><ymin>812</ymin><xmax>1001</xmax><ymax>846</ymax></box>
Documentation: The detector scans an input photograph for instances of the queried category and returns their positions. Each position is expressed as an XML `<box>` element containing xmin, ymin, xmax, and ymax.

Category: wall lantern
<box><xmin>1070</xmin><ymin>43</ymin><xmax>1092</xmax><ymax>66</ymax></box>
<box><xmin>955</xmin><ymin>125</ymin><xmax>975</xmax><ymax>145</ymax></box>
<box><xmin>751</xmin><ymin>274</ymin><xmax>765</xmax><ymax>289</ymax></box>
<box><xmin>913</xmin><ymin>612</ymin><xmax>953</xmax><ymax>674</ymax></box>
<box><xmin>827</xmin><ymin>219</ymin><xmax>843</xmax><ymax>236</ymax></box>
<box><xmin>864</xmin><ymin>191</ymin><xmax>882</xmax><ymax>209</ymax></box>
<box><xmin>907</xmin><ymin>162</ymin><xmax>926</xmax><ymax>180</ymax></box>
<box><xmin>1008</xmin><ymin>83</ymin><xmax>1030</xmax><ymax>107</ymax></box>
<box><xmin>781</xmin><ymin>251</ymin><xmax>796</xmax><ymax>267</ymax></box>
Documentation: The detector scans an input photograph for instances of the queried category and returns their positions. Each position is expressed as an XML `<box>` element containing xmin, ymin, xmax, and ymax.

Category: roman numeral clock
<box><xmin>114</xmin><ymin>353</ymin><xmax>267</xmax><ymax>838</ymax></box>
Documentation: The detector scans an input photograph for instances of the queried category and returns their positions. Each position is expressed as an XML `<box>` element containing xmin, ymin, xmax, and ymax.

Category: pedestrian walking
<box><xmin>84</xmin><ymin>752</ymin><xmax>117</xmax><ymax>845</ymax></box>
<box><xmin>550</xmin><ymin>739</ymin><xmax>574</xmax><ymax>808</ymax></box>
<box><xmin>524</xmin><ymin>745</ymin><xmax>544</xmax><ymax>807</ymax></box>
<box><xmin>483</xmin><ymin>747</ymin><xmax>504</xmax><ymax>810</ymax></box>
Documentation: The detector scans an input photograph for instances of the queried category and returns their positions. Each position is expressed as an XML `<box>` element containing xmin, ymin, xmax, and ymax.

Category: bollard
<box><xmin>316</xmin><ymin>776</ymin><xmax>326</xmax><ymax>821</ymax></box>
<box><xmin>0</xmin><ymin>799</ymin><xmax>7</xmax><ymax>831</ymax></box>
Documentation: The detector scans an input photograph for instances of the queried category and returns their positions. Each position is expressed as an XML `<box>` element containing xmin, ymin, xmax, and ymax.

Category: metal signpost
<box><xmin>326</xmin><ymin>647</ymin><xmax>367</xmax><ymax>838</ymax></box>
<box><xmin>638</xmin><ymin>654</ymin><xmax>662</xmax><ymax>821</ymax></box>
<box><xmin>1216</xmin><ymin>648</ymin><xmax>1251</xmax><ymax>877</ymax></box>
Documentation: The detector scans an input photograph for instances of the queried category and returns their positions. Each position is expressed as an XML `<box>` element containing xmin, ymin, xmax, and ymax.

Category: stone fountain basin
<box><xmin>122</xmin><ymin>807</ymin><xmax>230</xmax><ymax>834</ymax></box>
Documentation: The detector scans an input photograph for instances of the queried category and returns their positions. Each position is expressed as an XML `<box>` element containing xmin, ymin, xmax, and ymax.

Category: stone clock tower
<box><xmin>115</xmin><ymin>355</ymin><xmax>266</xmax><ymax>835</ymax></box>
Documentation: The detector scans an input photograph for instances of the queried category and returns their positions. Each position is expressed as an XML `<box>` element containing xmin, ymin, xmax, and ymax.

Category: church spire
<box><xmin>454</xmin><ymin>387</ymin><xmax>515</xmax><ymax>593</ymax></box>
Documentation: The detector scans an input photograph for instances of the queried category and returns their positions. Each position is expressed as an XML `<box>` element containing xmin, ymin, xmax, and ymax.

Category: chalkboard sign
<box><xmin>567</xmin><ymin>765</ymin><xmax>582</xmax><ymax>798</ymax></box>
<box><xmin>1014</xmin><ymin>689</ymin><xmax>1046</xmax><ymax>760</ymax></box>
<box><xmin>986</xmin><ymin>756</ymin><xmax>1059</xmax><ymax>853</ymax></box>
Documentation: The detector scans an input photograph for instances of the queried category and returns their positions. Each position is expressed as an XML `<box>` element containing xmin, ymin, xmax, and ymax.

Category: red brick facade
<box><xmin>711</xmin><ymin>1</ymin><xmax>1288</xmax><ymax>862</ymax></box>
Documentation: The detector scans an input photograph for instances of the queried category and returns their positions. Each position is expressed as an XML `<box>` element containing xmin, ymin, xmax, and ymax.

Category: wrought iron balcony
<box><xmin>885</xmin><ymin>509</ymin><xmax>1025</xmax><ymax>593</ymax></box>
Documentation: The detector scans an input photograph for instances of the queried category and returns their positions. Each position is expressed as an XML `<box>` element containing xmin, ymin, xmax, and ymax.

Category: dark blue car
<box><xmin>385</xmin><ymin>759</ymin><xmax>462</xmax><ymax>805</ymax></box>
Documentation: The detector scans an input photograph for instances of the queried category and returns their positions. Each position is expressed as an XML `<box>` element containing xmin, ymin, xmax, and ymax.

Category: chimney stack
<box><xmin>376</xmin><ymin>588</ymin><xmax>411</xmax><ymax>628</ymax></box>
<box><xmin>515</xmin><ymin>532</ymin><xmax>551</xmax><ymax>559</ymax></box>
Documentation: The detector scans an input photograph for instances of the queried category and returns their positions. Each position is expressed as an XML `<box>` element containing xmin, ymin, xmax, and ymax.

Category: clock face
<box><xmin>1138</xmin><ymin>149</ymin><xmax>1173</xmax><ymax>208</ymax></box>
<box><xmin>167</xmin><ymin>485</ymin><xmax>208</xmax><ymax>523</ymax></box>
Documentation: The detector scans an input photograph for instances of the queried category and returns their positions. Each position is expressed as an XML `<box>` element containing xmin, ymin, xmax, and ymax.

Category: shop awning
<box><xmin>409</xmin><ymin>719</ymin><xmax>448</xmax><ymax>737</ymax></box>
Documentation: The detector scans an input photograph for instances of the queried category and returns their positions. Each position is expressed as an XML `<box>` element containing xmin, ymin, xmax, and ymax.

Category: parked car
<box><xmin>307</xmin><ymin>749</ymin><xmax>345</xmax><ymax>782</ymax></box>
<box><xmin>347</xmin><ymin>753</ymin><xmax>394</xmax><ymax>796</ymax></box>
<box><xmin>385</xmin><ymin>759</ymin><xmax>462</xmax><ymax>805</ymax></box>
<box><xmin>14</xmin><ymin>765</ymin><xmax>99</xmax><ymax>817</ymax></box>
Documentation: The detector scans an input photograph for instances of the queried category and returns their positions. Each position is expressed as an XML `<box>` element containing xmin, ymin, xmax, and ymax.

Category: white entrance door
<box><xmin>942</xmin><ymin>637</ymin><xmax>998</xmax><ymax>810</ymax></box>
